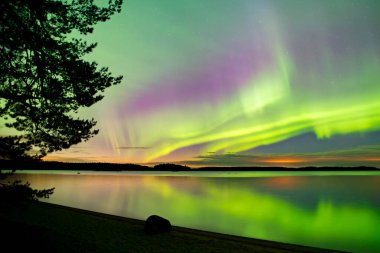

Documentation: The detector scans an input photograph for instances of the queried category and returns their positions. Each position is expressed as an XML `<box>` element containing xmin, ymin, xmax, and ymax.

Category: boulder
<box><xmin>144</xmin><ymin>215</ymin><xmax>172</xmax><ymax>235</ymax></box>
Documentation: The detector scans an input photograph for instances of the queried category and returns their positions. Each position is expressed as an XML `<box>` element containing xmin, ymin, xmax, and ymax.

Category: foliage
<box><xmin>0</xmin><ymin>0</ymin><xmax>123</xmax><ymax>159</ymax></box>
<box><xmin>153</xmin><ymin>163</ymin><xmax>191</xmax><ymax>171</ymax></box>
<box><xmin>0</xmin><ymin>171</ymin><xmax>54</xmax><ymax>202</ymax></box>
<box><xmin>0</xmin><ymin>169</ymin><xmax>15</xmax><ymax>180</ymax></box>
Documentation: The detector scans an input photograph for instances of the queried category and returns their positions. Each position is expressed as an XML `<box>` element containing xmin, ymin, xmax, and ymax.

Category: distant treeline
<box><xmin>0</xmin><ymin>159</ymin><xmax>378</xmax><ymax>172</ymax></box>
<box><xmin>0</xmin><ymin>160</ymin><xmax>188</xmax><ymax>171</ymax></box>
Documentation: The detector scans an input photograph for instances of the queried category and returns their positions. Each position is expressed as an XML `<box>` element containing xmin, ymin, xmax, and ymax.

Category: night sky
<box><xmin>7</xmin><ymin>0</ymin><xmax>380</xmax><ymax>167</ymax></box>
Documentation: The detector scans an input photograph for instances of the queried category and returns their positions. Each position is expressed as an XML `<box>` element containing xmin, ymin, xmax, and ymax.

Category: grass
<box><xmin>0</xmin><ymin>201</ymin><xmax>347</xmax><ymax>253</ymax></box>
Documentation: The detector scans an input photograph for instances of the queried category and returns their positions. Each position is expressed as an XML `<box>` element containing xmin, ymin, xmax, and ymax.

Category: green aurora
<box><xmin>2</xmin><ymin>0</ymin><xmax>380</xmax><ymax>166</ymax></box>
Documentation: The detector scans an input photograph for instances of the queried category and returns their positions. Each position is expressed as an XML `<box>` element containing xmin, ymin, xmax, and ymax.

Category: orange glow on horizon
<box><xmin>260</xmin><ymin>158</ymin><xmax>308</xmax><ymax>164</ymax></box>
<box><xmin>354</xmin><ymin>157</ymin><xmax>380</xmax><ymax>162</ymax></box>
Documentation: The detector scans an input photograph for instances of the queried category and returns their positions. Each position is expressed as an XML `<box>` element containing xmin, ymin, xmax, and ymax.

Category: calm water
<box><xmin>12</xmin><ymin>171</ymin><xmax>380</xmax><ymax>253</ymax></box>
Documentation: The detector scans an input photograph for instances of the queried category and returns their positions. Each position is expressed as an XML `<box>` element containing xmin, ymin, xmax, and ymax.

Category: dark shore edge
<box><xmin>28</xmin><ymin>201</ymin><xmax>347</xmax><ymax>253</ymax></box>
<box><xmin>1</xmin><ymin>159</ymin><xmax>379</xmax><ymax>172</ymax></box>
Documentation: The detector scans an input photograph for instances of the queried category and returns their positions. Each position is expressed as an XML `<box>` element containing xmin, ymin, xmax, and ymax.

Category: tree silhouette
<box><xmin>0</xmin><ymin>178</ymin><xmax>55</xmax><ymax>203</ymax></box>
<box><xmin>0</xmin><ymin>0</ymin><xmax>123</xmax><ymax>159</ymax></box>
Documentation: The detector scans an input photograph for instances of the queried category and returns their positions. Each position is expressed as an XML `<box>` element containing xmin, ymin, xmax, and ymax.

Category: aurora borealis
<box><xmin>6</xmin><ymin>0</ymin><xmax>380</xmax><ymax>166</ymax></box>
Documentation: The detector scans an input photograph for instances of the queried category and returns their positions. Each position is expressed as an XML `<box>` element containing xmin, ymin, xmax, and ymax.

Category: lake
<box><xmin>12</xmin><ymin>170</ymin><xmax>380</xmax><ymax>253</ymax></box>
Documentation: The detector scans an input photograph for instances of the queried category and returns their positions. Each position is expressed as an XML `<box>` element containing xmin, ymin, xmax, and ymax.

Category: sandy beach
<box><xmin>0</xmin><ymin>201</ymin><xmax>347</xmax><ymax>253</ymax></box>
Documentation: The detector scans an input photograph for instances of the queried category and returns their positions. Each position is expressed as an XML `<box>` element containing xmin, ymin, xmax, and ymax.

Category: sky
<box><xmin>6</xmin><ymin>0</ymin><xmax>380</xmax><ymax>167</ymax></box>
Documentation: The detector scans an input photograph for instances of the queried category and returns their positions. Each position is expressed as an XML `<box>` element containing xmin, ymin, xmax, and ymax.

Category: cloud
<box><xmin>115</xmin><ymin>147</ymin><xmax>150</xmax><ymax>150</ymax></box>
<box><xmin>179</xmin><ymin>145</ymin><xmax>380</xmax><ymax>168</ymax></box>
<box><xmin>43</xmin><ymin>156</ymin><xmax>89</xmax><ymax>163</ymax></box>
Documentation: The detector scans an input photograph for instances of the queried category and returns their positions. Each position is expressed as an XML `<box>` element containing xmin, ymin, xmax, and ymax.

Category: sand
<box><xmin>0</xmin><ymin>201</ymin><xmax>347</xmax><ymax>253</ymax></box>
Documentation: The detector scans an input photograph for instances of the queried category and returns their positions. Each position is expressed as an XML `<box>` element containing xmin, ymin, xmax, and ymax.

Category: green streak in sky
<box><xmin>144</xmin><ymin>50</ymin><xmax>380</xmax><ymax>161</ymax></box>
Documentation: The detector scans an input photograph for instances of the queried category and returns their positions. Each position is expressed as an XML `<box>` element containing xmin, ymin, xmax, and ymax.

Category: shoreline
<box><xmin>1</xmin><ymin>159</ymin><xmax>379</xmax><ymax>172</ymax></box>
<box><xmin>1</xmin><ymin>200</ymin><xmax>348</xmax><ymax>253</ymax></box>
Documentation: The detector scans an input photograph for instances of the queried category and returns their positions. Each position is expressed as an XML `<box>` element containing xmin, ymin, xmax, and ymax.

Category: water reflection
<box><xmin>13</xmin><ymin>172</ymin><xmax>380</xmax><ymax>253</ymax></box>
